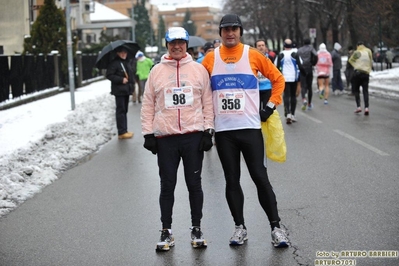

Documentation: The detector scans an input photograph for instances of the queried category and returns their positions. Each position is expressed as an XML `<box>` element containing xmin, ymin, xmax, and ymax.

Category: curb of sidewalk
<box><xmin>368</xmin><ymin>84</ymin><xmax>399</xmax><ymax>100</ymax></box>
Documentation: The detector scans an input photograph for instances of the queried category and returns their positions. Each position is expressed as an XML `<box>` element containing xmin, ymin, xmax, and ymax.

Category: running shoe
<box><xmin>271</xmin><ymin>227</ymin><xmax>289</xmax><ymax>248</ymax></box>
<box><xmin>291</xmin><ymin>115</ymin><xmax>297</xmax><ymax>122</ymax></box>
<box><xmin>190</xmin><ymin>227</ymin><xmax>207</xmax><ymax>248</ymax></box>
<box><xmin>301</xmin><ymin>99</ymin><xmax>307</xmax><ymax>111</ymax></box>
<box><xmin>319</xmin><ymin>89</ymin><xmax>324</xmax><ymax>99</ymax></box>
<box><xmin>229</xmin><ymin>225</ymin><xmax>248</xmax><ymax>245</ymax></box>
<box><xmin>307</xmin><ymin>103</ymin><xmax>313</xmax><ymax>110</ymax></box>
<box><xmin>286</xmin><ymin>114</ymin><xmax>292</xmax><ymax>124</ymax></box>
<box><xmin>364</xmin><ymin>108</ymin><xmax>369</xmax><ymax>116</ymax></box>
<box><xmin>156</xmin><ymin>229</ymin><xmax>175</xmax><ymax>251</ymax></box>
<box><xmin>324</xmin><ymin>100</ymin><xmax>328</xmax><ymax>105</ymax></box>
<box><xmin>354</xmin><ymin>107</ymin><xmax>361</xmax><ymax>113</ymax></box>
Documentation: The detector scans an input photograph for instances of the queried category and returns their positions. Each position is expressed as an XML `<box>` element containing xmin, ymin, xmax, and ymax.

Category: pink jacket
<box><xmin>316</xmin><ymin>48</ymin><xmax>333</xmax><ymax>77</ymax></box>
<box><xmin>141</xmin><ymin>53</ymin><xmax>214</xmax><ymax>137</ymax></box>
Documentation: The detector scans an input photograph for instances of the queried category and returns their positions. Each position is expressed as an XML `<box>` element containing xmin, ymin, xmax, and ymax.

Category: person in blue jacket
<box><xmin>255</xmin><ymin>39</ymin><xmax>273</xmax><ymax>109</ymax></box>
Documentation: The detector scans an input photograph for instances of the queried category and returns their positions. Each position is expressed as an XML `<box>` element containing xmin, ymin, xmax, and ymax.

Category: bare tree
<box><xmin>221</xmin><ymin>0</ymin><xmax>398</xmax><ymax>52</ymax></box>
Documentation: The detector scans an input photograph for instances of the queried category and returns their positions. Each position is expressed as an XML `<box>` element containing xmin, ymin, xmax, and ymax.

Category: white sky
<box><xmin>0</xmin><ymin>65</ymin><xmax>398</xmax><ymax>217</ymax></box>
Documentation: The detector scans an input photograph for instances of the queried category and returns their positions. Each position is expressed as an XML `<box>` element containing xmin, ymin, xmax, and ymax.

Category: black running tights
<box><xmin>215</xmin><ymin>129</ymin><xmax>280</xmax><ymax>227</ymax></box>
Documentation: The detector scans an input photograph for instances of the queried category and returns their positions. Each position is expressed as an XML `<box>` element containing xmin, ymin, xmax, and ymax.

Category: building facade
<box><xmin>0</xmin><ymin>0</ymin><xmax>222</xmax><ymax>56</ymax></box>
<box><xmin>0</xmin><ymin>0</ymin><xmax>31</xmax><ymax>55</ymax></box>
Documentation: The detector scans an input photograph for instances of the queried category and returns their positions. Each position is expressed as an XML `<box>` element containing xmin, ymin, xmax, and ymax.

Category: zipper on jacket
<box><xmin>177</xmin><ymin>60</ymin><xmax>181</xmax><ymax>132</ymax></box>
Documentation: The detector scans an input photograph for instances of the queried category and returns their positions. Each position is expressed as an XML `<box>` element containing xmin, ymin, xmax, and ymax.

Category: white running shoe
<box><xmin>286</xmin><ymin>114</ymin><xmax>292</xmax><ymax>124</ymax></box>
<box><xmin>271</xmin><ymin>227</ymin><xmax>289</xmax><ymax>248</ymax></box>
<box><xmin>291</xmin><ymin>115</ymin><xmax>297</xmax><ymax>122</ymax></box>
<box><xmin>229</xmin><ymin>225</ymin><xmax>248</xmax><ymax>245</ymax></box>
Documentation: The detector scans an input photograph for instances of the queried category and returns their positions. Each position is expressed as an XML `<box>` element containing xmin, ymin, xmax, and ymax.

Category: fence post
<box><xmin>76</xmin><ymin>51</ymin><xmax>83</xmax><ymax>88</ymax></box>
<box><xmin>51</xmin><ymin>50</ymin><xmax>60</xmax><ymax>88</ymax></box>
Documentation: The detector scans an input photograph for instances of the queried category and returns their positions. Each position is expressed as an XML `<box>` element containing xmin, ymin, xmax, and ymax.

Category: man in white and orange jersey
<box><xmin>202</xmin><ymin>14</ymin><xmax>289</xmax><ymax>248</ymax></box>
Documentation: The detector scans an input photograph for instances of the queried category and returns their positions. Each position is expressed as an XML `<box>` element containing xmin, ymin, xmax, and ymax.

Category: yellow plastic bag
<box><xmin>261</xmin><ymin>110</ymin><xmax>287</xmax><ymax>163</ymax></box>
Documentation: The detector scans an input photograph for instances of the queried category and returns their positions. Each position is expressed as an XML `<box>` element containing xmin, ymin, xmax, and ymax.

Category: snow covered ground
<box><xmin>0</xmin><ymin>66</ymin><xmax>398</xmax><ymax>217</ymax></box>
<box><xmin>0</xmin><ymin>80</ymin><xmax>116</xmax><ymax>217</ymax></box>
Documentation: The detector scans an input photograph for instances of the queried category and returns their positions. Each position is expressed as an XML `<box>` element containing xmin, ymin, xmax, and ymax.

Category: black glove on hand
<box><xmin>260</xmin><ymin>106</ymin><xmax>274</xmax><ymax>122</ymax></box>
<box><xmin>143</xmin><ymin>134</ymin><xmax>157</xmax><ymax>154</ymax></box>
<box><xmin>199</xmin><ymin>132</ymin><xmax>213</xmax><ymax>152</ymax></box>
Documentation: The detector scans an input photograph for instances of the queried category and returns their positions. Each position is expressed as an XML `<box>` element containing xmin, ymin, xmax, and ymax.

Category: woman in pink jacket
<box><xmin>316</xmin><ymin>43</ymin><xmax>333</xmax><ymax>104</ymax></box>
<box><xmin>140</xmin><ymin>27</ymin><xmax>214</xmax><ymax>251</ymax></box>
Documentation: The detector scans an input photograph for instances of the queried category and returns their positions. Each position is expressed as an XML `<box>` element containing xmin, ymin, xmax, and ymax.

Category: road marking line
<box><xmin>334</xmin><ymin>129</ymin><xmax>390</xmax><ymax>156</ymax></box>
<box><xmin>298</xmin><ymin>112</ymin><xmax>323</xmax><ymax>123</ymax></box>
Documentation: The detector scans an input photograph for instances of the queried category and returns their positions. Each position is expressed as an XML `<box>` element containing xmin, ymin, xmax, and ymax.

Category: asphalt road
<box><xmin>1</xmin><ymin>89</ymin><xmax>398</xmax><ymax>266</ymax></box>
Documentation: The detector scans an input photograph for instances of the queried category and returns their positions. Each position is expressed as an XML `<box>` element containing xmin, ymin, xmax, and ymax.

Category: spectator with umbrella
<box><xmin>98</xmin><ymin>42</ymin><xmax>138</xmax><ymax>139</ymax></box>
<box><xmin>96</xmin><ymin>40</ymin><xmax>140</xmax><ymax>139</ymax></box>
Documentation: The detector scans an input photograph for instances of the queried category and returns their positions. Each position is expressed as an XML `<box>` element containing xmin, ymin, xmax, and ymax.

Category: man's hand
<box><xmin>199</xmin><ymin>132</ymin><xmax>213</xmax><ymax>151</ymax></box>
<box><xmin>143</xmin><ymin>134</ymin><xmax>157</xmax><ymax>154</ymax></box>
<box><xmin>260</xmin><ymin>106</ymin><xmax>274</xmax><ymax>122</ymax></box>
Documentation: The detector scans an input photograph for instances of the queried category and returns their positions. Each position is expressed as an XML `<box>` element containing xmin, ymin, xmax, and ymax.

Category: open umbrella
<box><xmin>95</xmin><ymin>40</ymin><xmax>140</xmax><ymax>69</ymax></box>
<box><xmin>188</xmin><ymin>36</ymin><xmax>206</xmax><ymax>48</ymax></box>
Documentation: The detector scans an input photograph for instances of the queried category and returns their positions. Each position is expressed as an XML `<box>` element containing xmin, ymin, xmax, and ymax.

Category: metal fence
<box><xmin>0</xmin><ymin>52</ymin><xmax>101</xmax><ymax>106</ymax></box>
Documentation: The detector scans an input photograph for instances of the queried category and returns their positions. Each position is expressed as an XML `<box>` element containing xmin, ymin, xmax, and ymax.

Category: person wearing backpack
<box><xmin>275</xmin><ymin>39</ymin><xmax>306</xmax><ymax>124</ymax></box>
<box><xmin>297</xmin><ymin>39</ymin><xmax>318</xmax><ymax>110</ymax></box>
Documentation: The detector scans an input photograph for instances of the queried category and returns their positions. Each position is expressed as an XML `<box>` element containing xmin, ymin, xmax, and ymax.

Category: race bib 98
<box><xmin>164</xmin><ymin>86</ymin><xmax>194</xmax><ymax>109</ymax></box>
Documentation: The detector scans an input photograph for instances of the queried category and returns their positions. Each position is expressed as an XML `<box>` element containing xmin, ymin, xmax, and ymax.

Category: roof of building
<box><xmin>90</xmin><ymin>1</ymin><xmax>130</xmax><ymax>22</ymax></box>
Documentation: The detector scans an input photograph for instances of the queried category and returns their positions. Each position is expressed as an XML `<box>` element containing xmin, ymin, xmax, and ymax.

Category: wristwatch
<box><xmin>205</xmin><ymin>128</ymin><xmax>215</xmax><ymax>136</ymax></box>
<box><xmin>266</xmin><ymin>101</ymin><xmax>276</xmax><ymax>110</ymax></box>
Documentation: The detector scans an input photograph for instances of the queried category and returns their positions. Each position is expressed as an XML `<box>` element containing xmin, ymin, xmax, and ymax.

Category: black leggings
<box><xmin>157</xmin><ymin>132</ymin><xmax>204</xmax><ymax>229</ymax></box>
<box><xmin>300</xmin><ymin>71</ymin><xmax>314</xmax><ymax>104</ymax></box>
<box><xmin>215</xmin><ymin>129</ymin><xmax>280</xmax><ymax>227</ymax></box>
<box><xmin>283</xmin><ymin>82</ymin><xmax>298</xmax><ymax>116</ymax></box>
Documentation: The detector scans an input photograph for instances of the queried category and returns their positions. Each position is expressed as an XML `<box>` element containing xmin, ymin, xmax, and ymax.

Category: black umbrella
<box><xmin>188</xmin><ymin>36</ymin><xmax>206</xmax><ymax>48</ymax></box>
<box><xmin>95</xmin><ymin>40</ymin><xmax>140</xmax><ymax>69</ymax></box>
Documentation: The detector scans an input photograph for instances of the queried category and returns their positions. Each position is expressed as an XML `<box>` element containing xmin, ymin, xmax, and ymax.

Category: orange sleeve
<box><xmin>201</xmin><ymin>50</ymin><xmax>215</xmax><ymax>75</ymax></box>
<box><xmin>249</xmin><ymin>47</ymin><xmax>284</xmax><ymax>106</ymax></box>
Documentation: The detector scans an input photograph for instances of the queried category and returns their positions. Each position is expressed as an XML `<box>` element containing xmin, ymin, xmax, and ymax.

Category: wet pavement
<box><xmin>1</xmin><ymin>89</ymin><xmax>399</xmax><ymax>266</ymax></box>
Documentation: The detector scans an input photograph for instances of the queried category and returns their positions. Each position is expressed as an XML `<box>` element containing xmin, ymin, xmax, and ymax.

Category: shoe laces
<box><xmin>273</xmin><ymin>228</ymin><xmax>287</xmax><ymax>241</ymax></box>
<box><xmin>160</xmin><ymin>229</ymin><xmax>171</xmax><ymax>241</ymax></box>
<box><xmin>232</xmin><ymin>225</ymin><xmax>245</xmax><ymax>238</ymax></box>
<box><xmin>190</xmin><ymin>227</ymin><xmax>202</xmax><ymax>239</ymax></box>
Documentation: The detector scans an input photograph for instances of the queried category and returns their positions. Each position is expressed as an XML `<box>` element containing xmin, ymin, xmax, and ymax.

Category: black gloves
<box><xmin>199</xmin><ymin>132</ymin><xmax>213</xmax><ymax>152</ymax></box>
<box><xmin>260</xmin><ymin>106</ymin><xmax>274</xmax><ymax>122</ymax></box>
<box><xmin>143</xmin><ymin>134</ymin><xmax>157</xmax><ymax>154</ymax></box>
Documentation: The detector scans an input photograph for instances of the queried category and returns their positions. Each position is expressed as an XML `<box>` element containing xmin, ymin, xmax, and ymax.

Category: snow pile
<box><xmin>0</xmin><ymin>93</ymin><xmax>115</xmax><ymax>216</ymax></box>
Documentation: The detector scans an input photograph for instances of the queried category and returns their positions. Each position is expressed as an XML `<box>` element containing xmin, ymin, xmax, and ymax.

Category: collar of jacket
<box><xmin>161</xmin><ymin>53</ymin><xmax>193</xmax><ymax>65</ymax></box>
